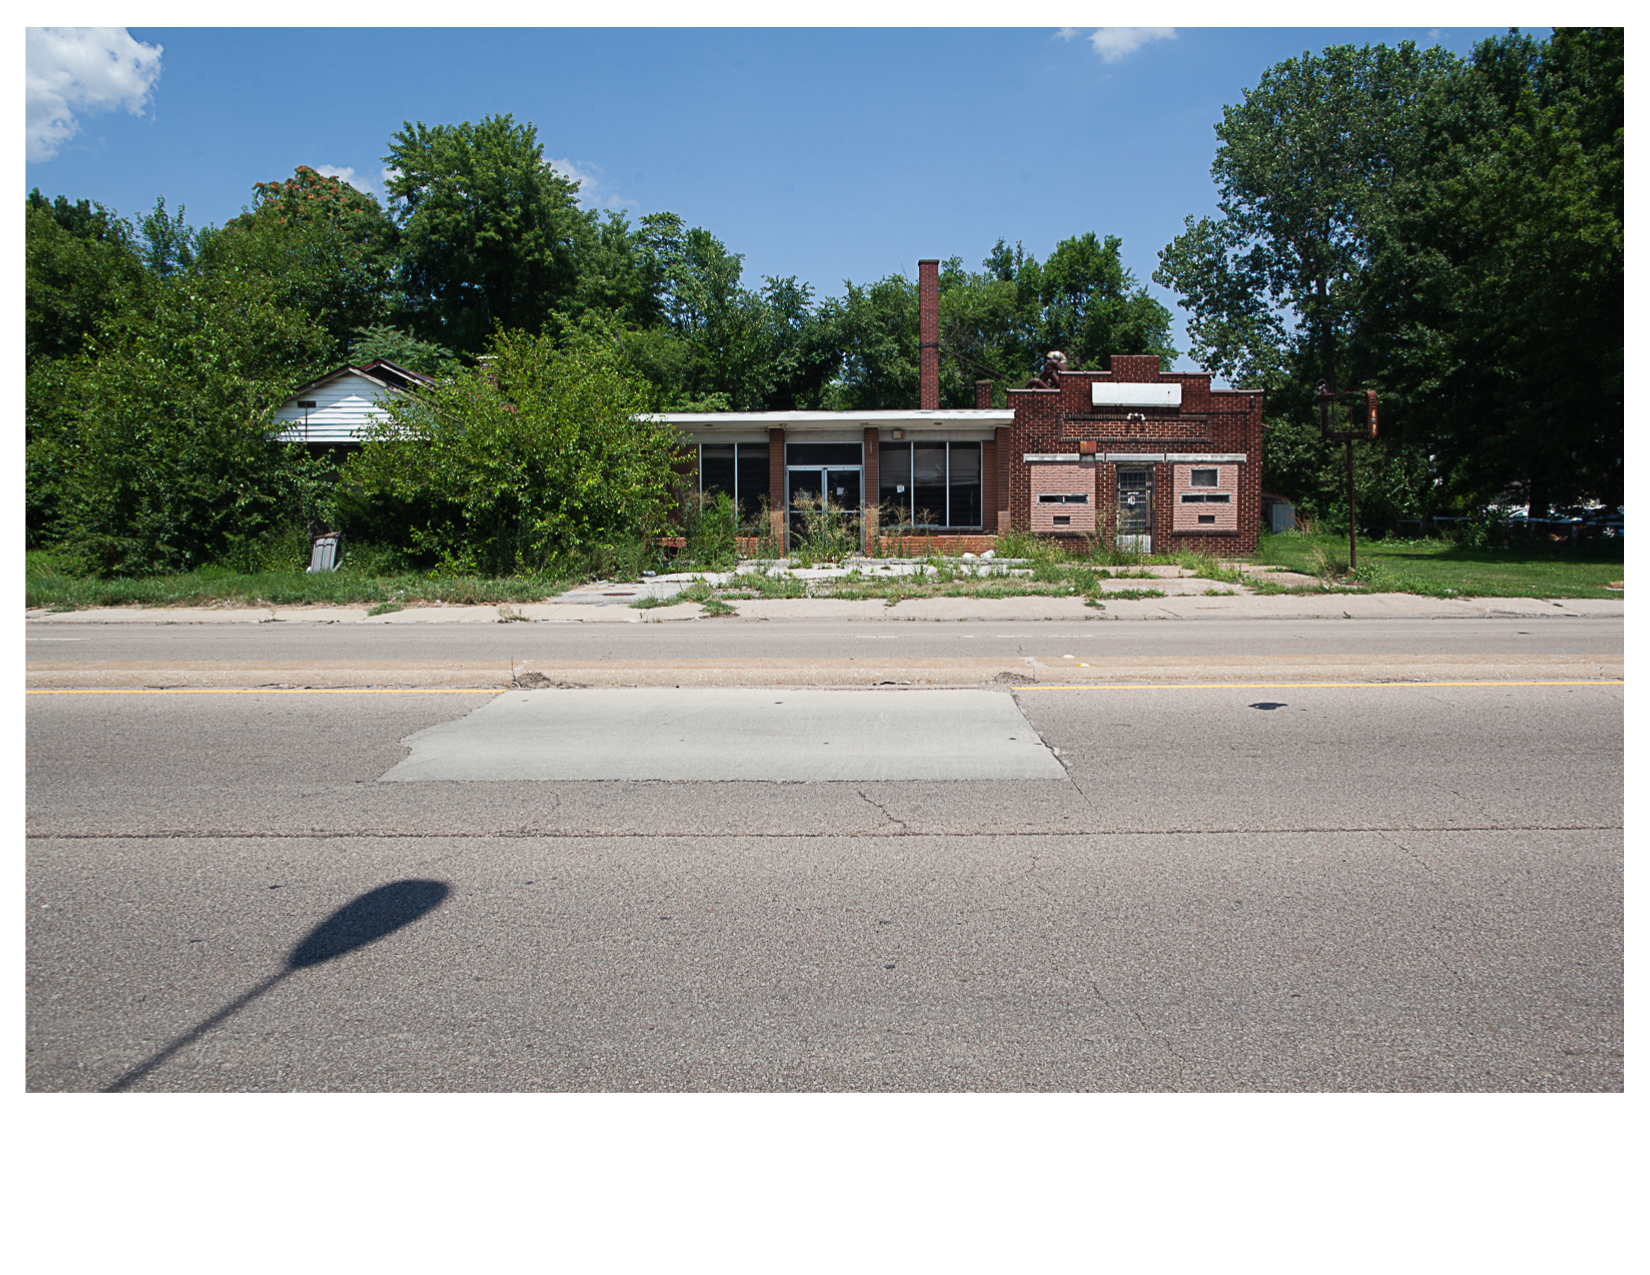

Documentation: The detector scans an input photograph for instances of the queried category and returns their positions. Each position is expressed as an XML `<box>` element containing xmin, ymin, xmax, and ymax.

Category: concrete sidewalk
<box><xmin>25</xmin><ymin>593</ymin><xmax>1626</xmax><ymax>627</ymax></box>
<box><xmin>23</xmin><ymin>592</ymin><xmax>1625</xmax><ymax>627</ymax></box>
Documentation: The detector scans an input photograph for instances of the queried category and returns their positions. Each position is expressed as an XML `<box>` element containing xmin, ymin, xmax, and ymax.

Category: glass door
<box><xmin>786</xmin><ymin>467</ymin><xmax>863</xmax><ymax>551</ymax></box>
<box><xmin>787</xmin><ymin>468</ymin><xmax>824</xmax><ymax>543</ymax></box>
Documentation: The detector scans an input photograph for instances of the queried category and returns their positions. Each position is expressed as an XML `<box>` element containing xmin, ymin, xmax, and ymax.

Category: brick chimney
<box><xmin>918</xmin><ymin>258</ymin><xmax>939</xmax><ymax>409</ymax></box>
<box><xmin>975</xmin><ymin>380</ymin><xmax>993</xmax><ymax>409</ymax></box>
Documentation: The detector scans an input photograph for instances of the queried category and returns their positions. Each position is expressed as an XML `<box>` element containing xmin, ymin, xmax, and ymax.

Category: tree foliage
<box><xmin>30</xmin><ymin>266</ymin><xmax>337</xmax><ymax>573</ymax></box>
<box><xmin>384</xmin><ymin>114</ymin><xmax>586</xmax><ymax>353</ymax></box>
<box><xmin>342</xmin><ymin>329</ymin><xmax>682</xmax><ymax>574</ymax></box>
<box><xmin>1156</xmin><ymin>28</ymin><xmax>1622</xmax><ymax>521</ymax></box>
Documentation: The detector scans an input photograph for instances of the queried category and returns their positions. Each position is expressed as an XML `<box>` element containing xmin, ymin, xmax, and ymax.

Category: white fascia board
<box><xmin>1164</xmin><ymin>453</ymin><xmax>1248</xmax><ymax>463</ymax></box>
<box><xmin>649</xmin><ymin>409</ymin><xmax>1014</xmax><ymax>426</ymax></box>
<box><xmin>1023</xmin><ymin>453</ymin><xmax>1085</xmax><ymax>462</ymax></box>
<box><xmin>1091</xmin><ymin>383</ymin><xmax>1182</xmax><ymax>408</ymax></box>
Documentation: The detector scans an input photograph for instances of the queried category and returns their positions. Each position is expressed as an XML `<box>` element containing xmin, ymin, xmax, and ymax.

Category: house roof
<box><xmin>280</xmin><ymin>360</ymin><xmax>436</xmax><ymax>404</ymax></box>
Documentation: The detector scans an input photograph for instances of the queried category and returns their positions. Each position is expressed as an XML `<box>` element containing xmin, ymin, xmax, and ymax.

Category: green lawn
<box><xmin>25</xmin><ymin>531</ymin><xmax>1625</xmax><ymax>611</ymax></box>
<box><xmin>1254</xmin><ymin>531</ymin><xmax>1625</xmax><ymax>599</ymax></box>
<box><xmin>25</xmin><ymin>551</ymin><xmax>577</xmax><ymax>611</ymax></box>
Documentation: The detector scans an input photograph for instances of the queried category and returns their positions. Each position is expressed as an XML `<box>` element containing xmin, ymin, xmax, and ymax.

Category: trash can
<box><xmin>307</xmin><ymin>532</ymin><xmax>343</xmax><ymax>573</ymax></box>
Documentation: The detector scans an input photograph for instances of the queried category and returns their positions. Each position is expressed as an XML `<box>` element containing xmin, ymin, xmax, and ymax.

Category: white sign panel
<box><xmin>1091</xmin><ymin>383</ymin><xmax>1182</xmax><ymax>409</ymax></box>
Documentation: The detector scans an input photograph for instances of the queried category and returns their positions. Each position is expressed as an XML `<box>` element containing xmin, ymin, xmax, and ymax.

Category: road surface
<box><xmin>26</xmin><ymin>614</ymin><xmax>1623</xmax><ymax>1090</ymax></box>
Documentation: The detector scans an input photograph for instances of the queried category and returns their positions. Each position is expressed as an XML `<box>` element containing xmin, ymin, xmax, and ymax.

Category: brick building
<box><xmin>664</xmin><ymin>258</ymin><xmax>1265</xmax><ymax>557</ymax></box>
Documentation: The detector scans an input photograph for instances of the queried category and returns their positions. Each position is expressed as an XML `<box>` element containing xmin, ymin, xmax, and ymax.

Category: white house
<box><xmin>273</xmin><ymin>360</ymin><xmax>436</xmax><ymax>445</ymax></box>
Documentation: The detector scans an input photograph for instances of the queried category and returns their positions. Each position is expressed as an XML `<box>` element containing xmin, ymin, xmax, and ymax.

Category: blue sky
<box><xmin>27</xmin><ymin>25</ymin><xmax>1524</xmax><ymax>368</ymax></box>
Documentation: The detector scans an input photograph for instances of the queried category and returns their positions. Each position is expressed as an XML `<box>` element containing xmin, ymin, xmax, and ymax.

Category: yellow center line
<box><xmin>25</xmin><ymin>687</ymin><xmax>502</xmax><ymax>695</ymax></box>
<box><xmin>1024</xmin><ymin>679</ymin><xmax>1622</xmax><ymax>690</ymax></box>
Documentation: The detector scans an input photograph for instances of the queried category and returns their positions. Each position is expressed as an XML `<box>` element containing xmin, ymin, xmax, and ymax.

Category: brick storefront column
<box><xmin>995</xmin><ymin>426</ymin><xmax>1012</xmax><ymax>532</ymax></box>
<box><xmin>769</xmin><ymin>428</ymin><xmax>786</xmax><ymax>546</ymax></box>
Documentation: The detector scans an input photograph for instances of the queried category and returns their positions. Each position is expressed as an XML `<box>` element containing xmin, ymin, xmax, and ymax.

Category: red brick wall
<box><xmin>767</xmin><ymin>428</ymin><xmax>785</xmax><ymax>542</ymax></box>
<box><xmin>918</xmin><ymin>259</ymin><xmax>939</xmax><ymax>410</ymax></box>
<box><xmin>1029</xmin><ymin>462</ymin><xmax>1097</xmax><ymax>533</ymax></box>
<box><xmin>995</xmin><ymin>426</ymin><xmax>1011</xmax><ymax>532</ymax></box>
<box><xmin>871</xmin><ymin>534</ymin><xmax>998</xmax><ymax>557</ymax></box>
<box><xmin>1003</xmin><ymin>358</ymin><xmax>1264</xmax><ymax>555</ymax></box>
<box><xmin>981</xmin><ymin>438</ymin><xmax>998</xmax><ymax>534</ymax></box>
<box><xmin>1170</xmin><ymin>463</ymin><xmax>1238</xmax><ymax>533</ymax></box>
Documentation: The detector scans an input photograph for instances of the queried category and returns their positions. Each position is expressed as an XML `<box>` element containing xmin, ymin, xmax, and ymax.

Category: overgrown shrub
<box><xmin>683</xmin><ymin>491</ymin><xmax>738</xmax><ymax>568</ymax></box>
<box><xmin>30</xmin><ymin>268</ymin><xmax>337</xmax><ymax>575</ymax></box>
<box><xmin>343</xmin><ymin>329</ymin><xmax>684</xmax><ymax>575</ymax></box>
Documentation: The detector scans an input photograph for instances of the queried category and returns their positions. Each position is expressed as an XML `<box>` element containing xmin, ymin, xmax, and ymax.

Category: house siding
<box><xmin>273</xmin><ymin>372</ymin><xmax>402</xmax><ymax>444</ymax></box>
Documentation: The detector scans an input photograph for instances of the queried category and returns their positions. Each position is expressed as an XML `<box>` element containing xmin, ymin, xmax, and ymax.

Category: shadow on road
<box><xmin>104</xmin><ymin>879</ymin><xmax>451</xmax><ymax>1093</ymax></box>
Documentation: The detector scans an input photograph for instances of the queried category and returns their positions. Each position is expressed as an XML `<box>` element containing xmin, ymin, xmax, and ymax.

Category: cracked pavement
<box><xmin>26</xmin><ymin>615</ymin><xmax>1623</xmax><ymax>1091</ymax></box>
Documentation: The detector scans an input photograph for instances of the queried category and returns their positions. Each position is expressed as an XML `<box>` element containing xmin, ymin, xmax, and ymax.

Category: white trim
<box><xmin>652</xmin><ymin>409</ymin><xmax>1013</xmax><ymax>426</ymax></box>
<box><xmin>1025</xmin><ymin>451</ymin><xmax>1248</xmax><ymax>464</ymax></box>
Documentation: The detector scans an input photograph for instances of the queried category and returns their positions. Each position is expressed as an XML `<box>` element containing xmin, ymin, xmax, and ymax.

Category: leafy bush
<box><xmin>683</xmin><ymin>491</ymin><xmax>738</xmax><ymax>568</ymax></box>
<box><xmin>30</xmin><ymin>267</ymin><xmax>337</xmax><ymax>575</ymax></box>
<box><xmin>343</xmin><ymin>328</ymin><xmax>684</xmax><ymax>575</ymax></box>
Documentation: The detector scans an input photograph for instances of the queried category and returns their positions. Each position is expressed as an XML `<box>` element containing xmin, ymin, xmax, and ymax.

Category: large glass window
<box><xmin>877</xmin><ymin>441</ymin><xmax>983</xmax><ymax>528</ymax></box>
<box><xmin>698</xmin><ymin>443</ymin><xmax>771</xmax><ymax>525</ymax></box>
<box><xmin>699</xmin><ymin>445</ymin><xmax>735</xmax><ymax>499</ymax></box>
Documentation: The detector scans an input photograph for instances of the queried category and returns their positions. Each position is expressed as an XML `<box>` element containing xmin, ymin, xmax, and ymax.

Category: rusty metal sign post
<box><xmin>1315</xmin><ymin>383</ymin><xmax>1379</xmax><ymax>570</ymax></box>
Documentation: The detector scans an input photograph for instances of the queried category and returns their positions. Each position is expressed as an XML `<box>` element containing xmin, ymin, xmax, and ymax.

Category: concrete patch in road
<box><xmin>380</xmin><ymin>687</ymin><xmax>1067</xmax><ymax>782</ymax></box>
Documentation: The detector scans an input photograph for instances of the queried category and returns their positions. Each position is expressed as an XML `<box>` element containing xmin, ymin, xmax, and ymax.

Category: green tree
<box><xmin>201</xmin><ymin>166</ymin><xmax>399</xmax><ymax>356</ymax></box>
<box><xmin>1155</xmin><ymin>32</ymin><xmax>1621</xmax><ymax>521</ymax></box>
<box><xmin>32</xmin><ymin>266</ymin><xmax>337</xmax><ymax>573</ymax></box>
<box><xmin>383</xmin><ymin>115</ymin><xmax>587</xmax><ymax>353</ymax></box>
<box><xmin>347</xmin><ymin>324</ymin><xmax>459</xmax><ymax>378</ymax></box>
<box><xmin>833</xmin><ymin>236</ymin><xmax>1175</xmax><ymax>411</ymax></box>
<box><xmin>342</xmin><ymin>328</ymin><xmax>682</xmax><ymax>574</ymax></box>
<box><xmin>1353</xmin><ymin>28</ymin><xmax>1623</xmax><ymax>515</ymax></box>
<box><xmin>1155</xmin><ymin>41</ymin><xmax>1458</xmax><ymax>392</ymax></box>
<box><xmin>25</xmin><ymin>191</ymin><xmax>148</xmax><ymax>369</ymax></box>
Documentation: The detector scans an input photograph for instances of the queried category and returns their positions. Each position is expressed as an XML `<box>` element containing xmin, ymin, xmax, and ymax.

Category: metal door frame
<box><xmin>1115</xmin><ymin>465</ymin><xmax>1154</xmax><ymax>547</ymax></box>
<box><xmin>785</xmin><ymin>465</ymin><xmax>863</xmax><ymax>551</ymax></box>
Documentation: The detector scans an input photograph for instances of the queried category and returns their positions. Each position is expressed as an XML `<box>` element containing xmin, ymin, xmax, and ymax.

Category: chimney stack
<box><xmin>918</xmin><ymin>258</ymin><xmax>939</xmax><ymax>410</ymax></box>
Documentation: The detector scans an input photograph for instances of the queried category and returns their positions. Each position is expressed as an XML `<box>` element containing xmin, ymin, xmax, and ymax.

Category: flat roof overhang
<box><xmin>649</xmin><ymin>409</ymin><xmax>1014</xmax><ymax>430</ymax></box>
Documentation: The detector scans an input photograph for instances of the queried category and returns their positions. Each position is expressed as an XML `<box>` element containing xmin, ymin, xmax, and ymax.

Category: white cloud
<box><xmin>1085</xmin><ymin>27</ymin><xmax>1177</xmax><ymax>64</ymax></box>
<box><xmin>27</xmin><ymin>27</ymin><xmax>163</xmax><ymax>161</ymax></box>
<box><xmin>315</xmin><ymin>164</ymin><xmax>374</xmax><ymax>195</ymax></box>
<box><xmin>548</xmin><ymin>157</ymin><xmax>636</xmax><ymax>211</ymax></box>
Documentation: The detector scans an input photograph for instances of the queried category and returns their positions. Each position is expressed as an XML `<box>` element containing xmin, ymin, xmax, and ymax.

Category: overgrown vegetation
<box><xmin>1158</xmin><ymin>28</ymin><xmax>1621</xmax><ymax>525</ymax></box>
<box><xmin>343</xmin><ymin>328</ymin><xmax>681</xmax><ymax>576</ymax></box>
<box><xmin>23</xmin><ymin>29</ymin><xmax>1621</xmax><ymax>591</ymax></box>
<box><xmin>24</xmin><ymin>550</ymin><xmax>576</xmax><ymax>611</ymax></box>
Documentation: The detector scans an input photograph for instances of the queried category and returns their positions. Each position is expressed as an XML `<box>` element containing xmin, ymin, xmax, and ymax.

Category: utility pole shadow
<box><xmin>105</xmin><ymin>879</ymin><xmax>451</xmax><ymax>1093</ymax></box>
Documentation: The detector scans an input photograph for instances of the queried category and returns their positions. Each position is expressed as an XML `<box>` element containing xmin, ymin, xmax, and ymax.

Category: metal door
<box><xmin>1116</xmin><ymin>467</ymin><xmax>1153</xmax><ymax>550</ymax></box>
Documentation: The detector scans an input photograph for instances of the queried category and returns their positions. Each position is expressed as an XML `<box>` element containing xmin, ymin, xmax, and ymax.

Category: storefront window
<box><xmin>698</xmin><ymin>443</ymin><xmax>770</xmax><ymax>524</ymax></box>
<box><xmin>878</xmin><ymin>441</ymin><xmax>983</xmax><ymax>528</ymax></box>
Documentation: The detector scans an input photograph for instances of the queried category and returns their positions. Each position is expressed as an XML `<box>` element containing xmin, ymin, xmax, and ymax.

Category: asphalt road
<box><xmin>24</xmin><ymin>614</ymin><xmax>1625</xmax><ymax>664</ymax></box>
<box><xmin>27</xmin><ymin>675</ymin><xmax>1622</xmax><ymax>1092</ymax></box>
